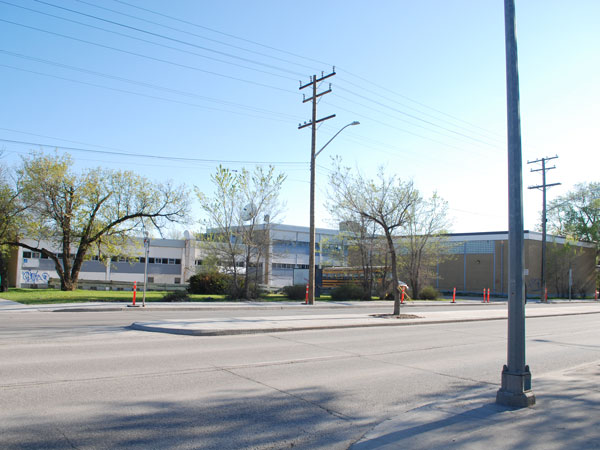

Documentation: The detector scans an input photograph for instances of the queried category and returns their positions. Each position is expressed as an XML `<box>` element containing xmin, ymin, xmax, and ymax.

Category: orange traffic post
<box><xmin>401</xmin><ymin>286</ymin><xmax>405</xmax><ymax>304</ymax></box>
<box><xmin>487</xmin><ymin>288</ymin><xmax>491</xmax><ymax>303</ymax></box>
<box><xmin>452</xmin><ymin>287</ymin><xmax>456</xmax><ymax>303</ymax></box>
<box><xmin>305</xmin><ymin>283</ymin><xmax>309</xmax><ymax>304</ymax></box>
<box><xmin>132</xmin><ymin>281</ymin><xmax>137</xmax><ymax>306</ymax></box>
<box><xmin>483</xmin><ymin>288</ymin><xmax>486</xmax><ymax>303</ymax></box>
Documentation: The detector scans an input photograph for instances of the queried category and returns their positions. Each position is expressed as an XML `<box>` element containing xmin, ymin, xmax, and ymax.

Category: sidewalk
<box><xmin>351</xmin><ymin>361</ymin><xmax>600</xmax><ymax>449</ymax></box>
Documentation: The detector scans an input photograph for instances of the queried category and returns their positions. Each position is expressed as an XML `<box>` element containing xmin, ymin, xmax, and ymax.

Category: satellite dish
<box><xmin>240</xmin><ymin>203</ymin><xmax>257</xmax><ymax>221</ymax></box>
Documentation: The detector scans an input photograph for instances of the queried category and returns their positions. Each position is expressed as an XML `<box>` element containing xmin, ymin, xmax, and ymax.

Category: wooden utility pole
<box><xmin>299</xmin><ymin>70</ymin><xmax>336</xmax><ymax>305</ymax></box>
<box><xmin>528</xmin><ymin>155</ymin><xmax>560</xmax><ymax>302</ymax></box>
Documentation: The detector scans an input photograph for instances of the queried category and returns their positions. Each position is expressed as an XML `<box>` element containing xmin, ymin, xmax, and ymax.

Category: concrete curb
<box><xmin>129</xmin><ymin>310</ymin><xmax>600</xmax><ymax>336</ymax></box>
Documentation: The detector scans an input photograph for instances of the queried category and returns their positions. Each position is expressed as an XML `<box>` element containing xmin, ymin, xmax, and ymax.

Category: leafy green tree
<box><xmin>2</xmin><ymin>151</ymin><xmax>190</xmax><ymax>291</ymax></box>
<box><xmin>196</xmin><ymin>165</ymin><xmax>285</xmax><ymax>299</ymax></box>
<box><xmin>547</xmin><ymin>182</ymin><xmax>599</xmax><ymax>255</ymax></box>
<box><xmin>328</xmin><ymin>159</ymin><xmax>418</xmax><ymax>315</ymax></box>
<box><xmin>0</xmin><ymin>152</ymin><xmax>27</xmax><ymax>291</ymax></box>
<box><xmin>547</xmin><ymin>182</ymin><xmax>599</xmax><ymax>289</ymax></box>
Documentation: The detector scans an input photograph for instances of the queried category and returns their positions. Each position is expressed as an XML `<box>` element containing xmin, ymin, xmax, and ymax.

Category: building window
<box><xmin>195</xmin><ymin>259</ymin><xmax>203</xmax><ymax>266</ymax></box>
<box><xmin>148</xmin><ymin>277</ymin><xmax>154</xmax><ymax>283</ymax></box>
<box><xmin>149</xmin><ymin>257</ymin><xmax>155</xmax><ymax>264</ymax></box>
<box><xmin>174</xmin><ymin>277</ymin><xmax>181</xmax><ymax>284</ymax></box>
<box><xmin>23</xmin><ymin>251</ymin><xmax>32</xmax><ymax>258</ymax></box>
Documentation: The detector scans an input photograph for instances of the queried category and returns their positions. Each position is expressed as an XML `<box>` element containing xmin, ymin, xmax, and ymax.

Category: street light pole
<box><xmin>496</xmin><ymin>0</ymin><xmax>535</xmax><ymax>407</ymax></box>
<box><xmin>142</xmin><ymin>231</ymin><xmax>149</xmax><ymax>308</ymax></box>
<box><xmin>308</xmin><ymin>121</ymin><xmax>359</xmax><ymax>305</ymax></box>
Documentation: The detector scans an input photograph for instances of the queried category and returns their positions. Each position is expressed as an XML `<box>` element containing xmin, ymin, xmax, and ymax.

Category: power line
<box><xmin>335</xmin><ymin>75</ymin><xmax>505</xmax><ymax>144</ymax></box>
<box><xmin>1</xmin><ymin>1</ymin><xmax>300</xmax><ymax>83</ymax></box>
<box><xmin>31</xmin><ymin>0</ymin><xmax>306</xmax><ymax>78</ymax></box>
<box><xmin>105</xmin><ymin>0</ymin><xmax>503</xmax><ymax>145</ymax></box>
<box><xmin>0</xmin><ymin>18</ymin><xmax>295</xmax><ymax>94</ymax></box>
<box><xmin>0</xmin><ymin>50</ymin><xmax>301</xmax><ymax>121</ymax></box>
<box><xmin>0</xmin><ymin>63</ymin><xmax>296</xmax><ymax>123</ymax></box>
<box><xmin>0</xmin><ymin>138</ymin><xmax>308</xmax><ymax>166</ymax></box>
<box><xmin>334</xmin><ymin>85</ymin><xmax>501</xmax><ymax>149</ymax></box>
<box><xmin>111</xmin><ymin>0</ymin><xmax>331</xmax><ymax>68</ymax></box>
<box><xmin>74</xmin><ymin>0</ymin><xmax>321</xmax><ymax>74</ymax></box>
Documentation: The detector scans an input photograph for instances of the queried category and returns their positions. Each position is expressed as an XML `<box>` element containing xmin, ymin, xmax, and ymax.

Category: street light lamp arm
<box><xmin>315</xmin><ymin>121</ymin><xmax>360</xmax><ymax>159</ymax></box>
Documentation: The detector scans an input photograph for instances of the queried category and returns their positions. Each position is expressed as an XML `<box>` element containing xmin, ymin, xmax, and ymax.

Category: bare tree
<box><xmin>399</xmin><ymin>192</ymin><xmax>451</xmax><ymax>298</ymax></box>
<box><xmin>329</xmin><ymin>159</ymin><xmax>417</xmax><ymax>315</ymax></box>
<box><xmin>196</xmin><ymin>165</ymin><xmax>285</xmax><ymax>299</ymax></box>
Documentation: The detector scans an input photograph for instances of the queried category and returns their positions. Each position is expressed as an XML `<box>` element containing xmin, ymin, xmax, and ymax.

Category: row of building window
<box><xmin>23</xmin><ymin>251</ymin><xmax>180</xmax><ymax>265</ymax></box>
<box><xmin>272</xmin><ymin>263</ymin><xmax>310</xmax><ymax>269</ymax></box>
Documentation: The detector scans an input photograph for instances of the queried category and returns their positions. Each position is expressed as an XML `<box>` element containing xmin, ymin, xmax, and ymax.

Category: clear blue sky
<box><xmin>1</xmin><ymin>0</ymin><xmax>598</xmax><ymax>235</ymax></box>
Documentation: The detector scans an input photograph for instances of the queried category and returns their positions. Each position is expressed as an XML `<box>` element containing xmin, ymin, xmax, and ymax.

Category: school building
<box><xmin>6</xmin><ymin>224</ymin><xmax>597</xmax><ymax>298</ymax></box>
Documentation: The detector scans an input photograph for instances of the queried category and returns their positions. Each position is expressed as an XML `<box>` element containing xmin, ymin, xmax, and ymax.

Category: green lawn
<box><xmin>0</xmin><ymin>288</ymin><xmax>335</xmax><ymax>304</ymax></box>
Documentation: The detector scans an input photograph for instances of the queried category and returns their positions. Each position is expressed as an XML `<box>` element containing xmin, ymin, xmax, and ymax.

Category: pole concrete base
<box><xmin>496</xmin><ymin>364</ymin><xmax>536</xmax><ymax>407</ymax></box>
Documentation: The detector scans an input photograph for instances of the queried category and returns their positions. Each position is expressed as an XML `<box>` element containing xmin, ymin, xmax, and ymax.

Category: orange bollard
<box><xmin>132</xmin><ymin>281</ymin><xmax>137</xmax><ymax>306</ymax></box>
<box><xmin>487</xmin><ymin>288</ymin><xmax>490</xmax><ymax>303</ymax></box>
<box><xmin>401</xmin><ymin>286</ymin><xmax>405</xmax><ymax>304</ymax></box>
<box><xmin>452</xmin><ymin>287</ymin><xmax>456</xmax><ymax>303</ymax></box>
<box><xmin>483</xmin><ymin>288</ymin><xmax>486</xmax><ymax>303</ymax></box>
<box><xmin>305</xmin><ymin>283</ymin><xmax>309</xmax><ymax>304</ymax></box>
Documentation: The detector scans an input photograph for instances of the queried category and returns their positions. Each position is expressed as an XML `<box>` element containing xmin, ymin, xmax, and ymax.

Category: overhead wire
<box><xmin>0</xmin><ymin>18</ymin><xmax>294</xmax><ymax>94</ymax></box>
<box><xmin>0</xmin><ymin>1</ymin><xmax>300</xmax><ymax>83</ymax></box>
<box><xmin>0</xmin><ymin>138</ymin><xmax>309</xmax><ymax>166</ymax></box>
<box><xmin>0</xmin><ymin>63</ymin><xmax>296</xmax><ymax>123</ymax></box>
<box><xmin>31</xmin><ymin>0</ymin><xmax>306</xmax><ymax>78</ymax></box>
<box><xmin>110</xmin><ymin>0</ymin><xmax>332</xmax><ymax>68</ymax></box>
<box><xmin>3</xmin><ymin>1</ymin><xmax>505</xmax><ymax>154</ymax></box>
<box><xmin>1</xmin><ymin>1</ymin><xmax>511</xmax><ymax>174</ymax></box>
<box><xmin>335</xmin><ymin>75</ymin><xmax>505</xmax><ymax>144</ymax></box>
<box><xmin>107</xmin><ymin>0</ymin><xmax>505</xmax><ymax>143</ymax></box>
<box><xmin>74</xmin><ymin>0</ymin><xmax>322</xmax><ymax>74</ymax></box>
<box><xmin>0</xmin><ymin>50</ymin><xmax>301</xmax><ymax>121</ymax></box>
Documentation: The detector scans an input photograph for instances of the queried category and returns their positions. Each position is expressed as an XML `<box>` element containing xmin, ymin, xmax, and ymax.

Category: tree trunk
<box><xmin>0</xmin><ymin>250</ymin><xmax>8</xmax><ymax>292</ymax></box>
<box><xmin>385</xmin><ymin>231</ymin><xmax>400</xmax><ymax>315</ymax></box>
<box><xmin>61</xmin><ymin>276</ymin><xmax>76</xmax><ymax>291</ymax></box>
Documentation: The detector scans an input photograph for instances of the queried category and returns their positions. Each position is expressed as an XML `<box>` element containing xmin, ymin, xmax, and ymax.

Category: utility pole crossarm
<box><xmin>528</xmin><ymin>182</ymin><xmax>561</xmax><ymax>190</ymax></box>
<box><xmin>298</xmin><ymin>114</ymin><xmax>336</xmax><ymax>130</ymax></box>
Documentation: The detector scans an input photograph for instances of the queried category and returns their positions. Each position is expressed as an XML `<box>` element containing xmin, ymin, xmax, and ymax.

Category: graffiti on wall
<box><xmin>22</xmin><ymin>271</ymin><xmax>50</xmax><ymax>284</ymax></box>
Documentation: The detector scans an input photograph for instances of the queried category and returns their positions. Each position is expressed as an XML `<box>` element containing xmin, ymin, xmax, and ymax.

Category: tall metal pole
<box><xmin>497</xmin><ymin>0</ymin><xmax>535</xmax><ymax>407</ymax></box>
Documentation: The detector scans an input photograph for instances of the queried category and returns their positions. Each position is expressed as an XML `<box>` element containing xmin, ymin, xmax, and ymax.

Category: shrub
<box><xmin>282</xmin><ymin>284</ymin><xmax>307</xmax><ymax>300</ymax></box>
<box><xmin>188</xmin><ymin>272</ymin><xmax>230</xmax><ymax>295</ymax></box>
<box><xmin>226</xmin><ymin>279</ymin><xmax>266</xmax><ymax>300</ymax></box>
<box><xmin>162</xmin><ymin>291</ymin><xmax>190</xmax><ymax>302</ymax></box>
<box><xmin>331</xmin><ymin>283</ymin><xmax>370</xmax><ymax>301</ymax></box>
<box><xmin>418</xmin><ymin>286</ymin><xmax>440</xmax><ymax>300</ymax></box>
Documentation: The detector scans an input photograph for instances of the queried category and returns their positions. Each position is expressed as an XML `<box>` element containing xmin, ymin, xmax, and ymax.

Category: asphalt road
<box><xmin>1</xmin><ymin>305</ymin><xmax>598</xmax><ymax>449</ymax></box>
